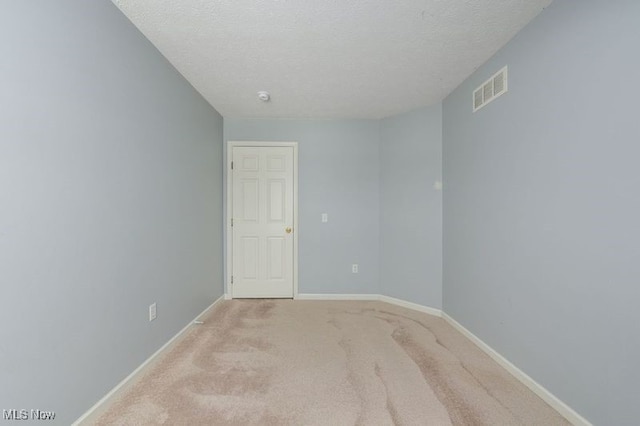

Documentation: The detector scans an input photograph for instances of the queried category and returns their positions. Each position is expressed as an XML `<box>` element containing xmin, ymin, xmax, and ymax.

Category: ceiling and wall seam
<box><xmin>111</xmin><ymin>0</ymin><xmax>552</xmax><ymax>119</ymax></box>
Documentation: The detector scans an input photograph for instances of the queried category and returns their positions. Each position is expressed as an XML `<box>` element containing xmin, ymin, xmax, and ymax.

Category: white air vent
<box><xmin>473</xmin><ymin>66</ymin><xmax>508</xmax><ymax>112</ymax></box>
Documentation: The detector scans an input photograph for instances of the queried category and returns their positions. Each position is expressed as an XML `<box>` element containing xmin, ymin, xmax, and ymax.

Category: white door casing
<box><xmin>227</xmin><ymin>143</ymin><xmax>298</xmax><ymax>298</ymax></box>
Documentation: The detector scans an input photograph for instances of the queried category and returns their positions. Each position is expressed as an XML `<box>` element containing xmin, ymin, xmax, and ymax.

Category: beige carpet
<box><xmin>95</xmin><ymin>300</ymin><xmax>569</xmax><ymax>425</ymax></box>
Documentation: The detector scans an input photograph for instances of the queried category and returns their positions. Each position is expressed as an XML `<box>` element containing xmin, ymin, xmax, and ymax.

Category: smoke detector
<box><xmin>257</xmin><ymin>91</ymin><xmax>270</xmax><ymax>102</ymax></box>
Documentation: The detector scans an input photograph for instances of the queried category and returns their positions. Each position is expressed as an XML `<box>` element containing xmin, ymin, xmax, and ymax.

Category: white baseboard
<box><xmin>378</xmin><ymin>295</ymin><xmax>442</xmax><ymax>317</ymax></box>
<box><xmin>73</xmin><ymin>295</ymin><xmax>225</xmax><ymax>425</ymax></box>
<box><xmin>295</xmin><ymin>293</ymin><xmax>380</xmax><ymax>301</ymax></box>
<box><xmin>295</xmin><ymin>294</ymin><xmax>443</xmax><ymax>317</ymax></box>
<box><xmin>441</xmin><ymin>313</ymin><xmax>592</xmax><ymax>426</ymax></box>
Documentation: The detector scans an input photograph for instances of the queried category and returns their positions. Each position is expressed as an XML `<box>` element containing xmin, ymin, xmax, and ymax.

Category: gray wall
<box><xmin>380</xmin><ymin>105</ymin><xmax>443</xmax><ymax>308</ymax></box>
<box><xmin>443</xmin><ymin>1</ymin><xmax>640</xmax><ymax>424</ymax></box>
<box><xmin>224</xmin><ymin>119</ymin><xmax>381</xmax><ymax>295</ymax></box>
<box><xmin>0</xmin><ymin>2</ymin><xmax>224</xmax><ymax>424</ymax></box>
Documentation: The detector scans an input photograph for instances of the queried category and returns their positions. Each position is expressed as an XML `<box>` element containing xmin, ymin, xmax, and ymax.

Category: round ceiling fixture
<box><xmin>257</xmin><ymin>91</ymin><xmax>270</xmax><ymax>102</ymax></box>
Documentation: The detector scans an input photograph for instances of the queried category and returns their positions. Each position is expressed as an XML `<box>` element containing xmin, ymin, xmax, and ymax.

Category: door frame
<box><xmin>226</xmin><ymin>141</ymin><xmax>299</xmax><ymax>299</ymax></box>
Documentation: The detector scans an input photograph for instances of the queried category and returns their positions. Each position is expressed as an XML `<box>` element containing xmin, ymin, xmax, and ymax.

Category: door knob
<box><xmin>286</xmin><ymin>227</ymin><xmax>292</xmax><ymax>234</ymax></box>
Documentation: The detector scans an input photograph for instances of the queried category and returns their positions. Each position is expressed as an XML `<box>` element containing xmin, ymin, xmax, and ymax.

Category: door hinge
<box><xmin>231</xmin><ymin>275</ymin><xmax>234</xmax><ymax>284</ymax></box>
<box><xmin>231</xmin><ymin>161</ymin><xmax>234</xmax><ymax>170</ymax></box>
<box><xmin>231</xmin><ymin>218</ymin><xmax>233</xmax><ymax>227</ymax></box>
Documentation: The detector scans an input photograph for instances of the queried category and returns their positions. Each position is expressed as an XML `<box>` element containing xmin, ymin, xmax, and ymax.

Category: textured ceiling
<box><xmin>112</xmin><ymin>0</ymin><xmax>552</xmax><ymax>119</ymax></box>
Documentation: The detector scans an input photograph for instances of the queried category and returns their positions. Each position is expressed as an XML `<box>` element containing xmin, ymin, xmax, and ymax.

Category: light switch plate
<box><xmin>149</xmin><ymin>303</ymin><xmax>157</xmax><ymax>322</ymax></box>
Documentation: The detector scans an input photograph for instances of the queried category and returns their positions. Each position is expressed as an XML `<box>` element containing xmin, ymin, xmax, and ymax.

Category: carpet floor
<box><xmin>95</xmin><ymin>300</ymin><xmax>570</xmax><ymax>425</ymax></box>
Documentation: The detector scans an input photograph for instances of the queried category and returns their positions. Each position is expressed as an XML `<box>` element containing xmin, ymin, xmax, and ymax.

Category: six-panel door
<box><xmin>231</xmin><ymin>146</ymin><xmax>294</xmax><ymax>298</ymax></box>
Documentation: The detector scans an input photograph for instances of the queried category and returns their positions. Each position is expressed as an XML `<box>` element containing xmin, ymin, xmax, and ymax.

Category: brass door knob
<box><xmin>286</xmin><ymin>227</ymin><xmax>292</xmax><ymax>234</ymax></box>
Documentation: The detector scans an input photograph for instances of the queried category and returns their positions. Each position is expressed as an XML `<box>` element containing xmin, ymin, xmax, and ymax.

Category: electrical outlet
<box><xmin>352</xmin><ymin>264</ymin><xmax>359</xmax><ymax>273</ymax></box>
<box><xmin>149</xmin><ymin>303</ymin><xmax>157</xmax><ymax>322</ymax></box>
<box><xmin>321</xmin><ymin>213</ymin><xmax>328</xmax><ymax>223</ymax></box>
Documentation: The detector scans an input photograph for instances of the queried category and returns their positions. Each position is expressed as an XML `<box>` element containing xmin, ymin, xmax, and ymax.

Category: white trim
<box><xmin>441</xmin><ymin>313</ymin><xmax>592</xmax><ymax>426</ymax></box>
<box><xmin>226</xmin><ymin>141</ymin><xmax>299</xmax><ymax>299</ymax></box>
<box><xmin>296</xmin><ymin>293</ymin><xmax>442</xmax><ymax>317</ymax></box>
<box><xmin>73</xmin><ymin>296</ymin><xmax>225</xmax><ymax>425</ymax></box>
<box><xmin>295</xmin><ymin>293</ymin><xmax>442</xmax><ymax>317</ymax></box>
<box><xmin>295</xmin><ymin>293</ymin><xmax>381</xmax><ymax>301</ymax></box>
<box><xmin>378</xmin><ymin>295</ymin><xmax>442</xmax><ymax>317</ymax></box>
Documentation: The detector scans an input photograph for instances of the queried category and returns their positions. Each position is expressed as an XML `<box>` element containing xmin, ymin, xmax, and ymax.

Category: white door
<box><xmin>231</xmin><ymin>146</ymin><xmax>294</xmax><ymax>298</ymax></box>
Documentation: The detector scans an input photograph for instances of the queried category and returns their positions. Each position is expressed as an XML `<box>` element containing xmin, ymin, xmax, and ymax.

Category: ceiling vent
<box><xmin>473</xmin><ymin>66</ymin><xmax>508</xmax><ymax>112</ymax></box>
